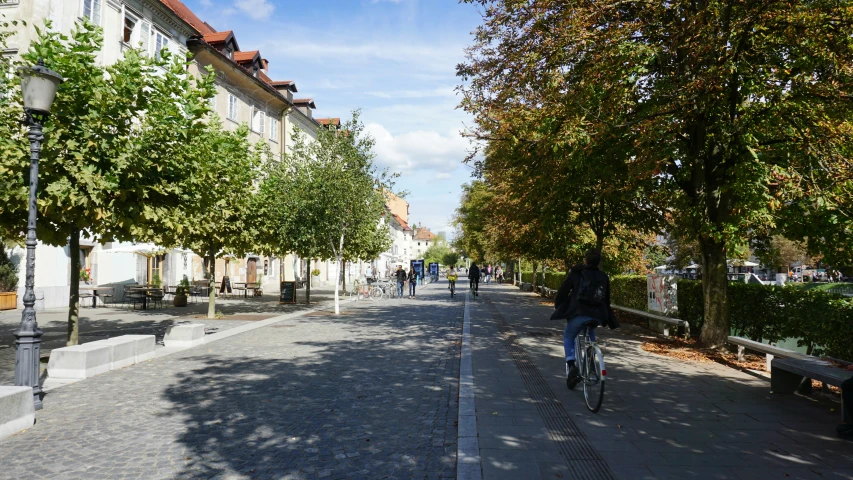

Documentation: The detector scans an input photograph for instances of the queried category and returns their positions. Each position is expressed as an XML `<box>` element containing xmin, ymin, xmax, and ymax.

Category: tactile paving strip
<box><xmin>485</xmin><ymin>299</ymin><xmax>616</xmax><ymax>480</ymax></box>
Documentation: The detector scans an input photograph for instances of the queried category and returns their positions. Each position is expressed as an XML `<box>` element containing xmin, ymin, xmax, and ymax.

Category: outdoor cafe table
<box><xmin>233</xmin><ymin>282</ymin><xmax>261</xmax><ymax>298</ymax></box>
<box><xmin>78</xmin><ymin>286</ymin><xmax>115</xmax><ymax>308</ymax></box>
<box><xmin>126</xmin><ymin>287</ymin><xmax>163</xmax><ymax>310</ymax></box>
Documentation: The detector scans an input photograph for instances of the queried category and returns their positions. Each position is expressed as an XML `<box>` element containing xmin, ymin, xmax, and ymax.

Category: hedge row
<box><xmin>520</xmin><ymin>271</ymin><xmax>564</xmax><ymax>290</ymax></box>
<box><xmin>677</xmin><ymin>280</ymin><xmax>853</xmax><ymax>361</ymax></box>
<box><xmin>610</xmin><ymin>275</ymin><xmax>647</xmax><ymax>311</ymax></box>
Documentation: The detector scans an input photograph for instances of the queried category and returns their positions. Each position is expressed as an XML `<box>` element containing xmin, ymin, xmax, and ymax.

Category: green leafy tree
<box><xmin>165</xmin><ymin>121</ymin><xmax>263</xmax><ymax>319</ymax></box>
<box><xmin>423</xmin><ymin>242</ymin><xmax>452</xmax><ymax>266</ymax></box>
<box><xmin>459</xmin><ymin>1</ymin><xmax>853</xmax><ymax>347</ymax></box>
<box><xmin>259</xmin><ymin>111</ymin><xmax>394</xmax><ymax>313</ymax></box>
<box><xmin>0</xmin><ymin>20</ymin><xmax>215</xmax><ymax>344</ymax></box>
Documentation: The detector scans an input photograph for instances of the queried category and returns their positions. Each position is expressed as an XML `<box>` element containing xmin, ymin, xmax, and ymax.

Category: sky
<box><xmin>183</xmin><ymin>0</ymin><xmax>484</xmax><ymax>238</ymax></box>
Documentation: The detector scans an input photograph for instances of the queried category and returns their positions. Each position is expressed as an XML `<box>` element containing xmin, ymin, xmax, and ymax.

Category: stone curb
<box><xmin>457</xmin><ymin>290</ymin><xmax>482</xmax><ymax>480</ymax></box>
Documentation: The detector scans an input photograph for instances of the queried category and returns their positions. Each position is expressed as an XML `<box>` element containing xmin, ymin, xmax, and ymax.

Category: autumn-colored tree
<box><xmin>459</xmin><ymin>1</ymin><xmax>853</xmax><ymax>347</ymax></box>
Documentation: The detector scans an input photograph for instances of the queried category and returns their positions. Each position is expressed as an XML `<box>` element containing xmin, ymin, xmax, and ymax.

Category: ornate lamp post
<box><xmin>15</xmin><ymin>59</ymin><xmax>63</xmax><ymax>410</ymax></box>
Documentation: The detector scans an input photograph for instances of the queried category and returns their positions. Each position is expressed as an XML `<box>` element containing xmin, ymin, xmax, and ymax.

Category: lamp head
<box><xmin>18</xmin><ymin>59</ymin><xmax>63</xmax><ymax>115</ymax></box>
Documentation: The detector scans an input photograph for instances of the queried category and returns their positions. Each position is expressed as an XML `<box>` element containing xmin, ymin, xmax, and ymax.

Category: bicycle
<box><xmin>469</xmin><ymin>278</ymin><xmax>479</xmax><ymax>296</ymax></box>
<box><xmin>447</xmin><ymin>274</ymin><xmax>458</xmax><ymax>297</ymax></box>
<box><xmin>567</xmin><ymin>320</ymin><xmax>606</xmax><ymax>412</ymax></box>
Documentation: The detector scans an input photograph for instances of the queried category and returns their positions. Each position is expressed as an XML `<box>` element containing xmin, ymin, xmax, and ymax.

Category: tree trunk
<box><xmin>532</xmin><ymin>261</ymin><xmax>538</xmax><ymax>289</ymax></box>
<box><xmin>66</xmin><ymin>228</ymin><xmax>80</xmax><ymax>346</ymax></box>
<box><xmin>699</xmin><ymin>237</ymin><xmax>729</xmax><ymax>347</ymax></box>
<box><xmin>334</xmin><ymin>233</ymin><xmax>344</xmax><ymax>314</ymax></box>
<box><xmin>340</xmin><ymin>259</ymin><xmax>346</xmax><ymax>292</ymax></box>
<box><xmin>207</xmin><ymin>251</ymin><xmax>216</xmax><ymax>319</ymax></box>
<box><xmin>595</xmin><ymin>231</ymin><xmax>604</xmax><ymax>252</ymax></box>
<box><xmin>305</xmin><ymin>261</ymin><xmax>311</xmax><ymax>305</ymax></box>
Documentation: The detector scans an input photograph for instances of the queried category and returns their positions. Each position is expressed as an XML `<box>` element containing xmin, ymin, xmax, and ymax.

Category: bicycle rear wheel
<box><xmin>582</xmin><ymin>345</ymin><xmax>605</xmax><ymax>412</ymax></box>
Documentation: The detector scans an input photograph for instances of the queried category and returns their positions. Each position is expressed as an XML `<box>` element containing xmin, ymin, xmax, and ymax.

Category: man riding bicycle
<box><xmin>469</xmin><ymin>263</ymin><xmax>481</xmax><ymax>296</ymax></box>
<box><xmin>551</xmin><ymin>249</ymin><xmax>616</xmax><ymax>388</ymax></box>
<box><xmin>446</xmin><ymin>266</ymin><xmax>458</xmax><ymax>297</ymax></box>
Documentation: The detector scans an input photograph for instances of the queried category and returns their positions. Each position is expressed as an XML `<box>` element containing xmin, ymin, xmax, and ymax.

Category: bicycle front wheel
<box><xmin>583</xmin><ymin>345</ymin><xmax>606</xmax><ymax>413</ymax></box>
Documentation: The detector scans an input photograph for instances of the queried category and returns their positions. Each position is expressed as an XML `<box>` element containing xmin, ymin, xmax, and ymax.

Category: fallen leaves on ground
<box><xmin>641</xmin><ymin>337</ymin><xmax>766</xmax><ymax>371</ymax></box>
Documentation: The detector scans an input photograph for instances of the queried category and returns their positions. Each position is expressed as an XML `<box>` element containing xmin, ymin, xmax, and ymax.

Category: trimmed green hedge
<box><xmin>677</xmin><ymin>280</ymin><xmax>853</xmax><ymax>361</ymax></box>
<box><xmin>610</xmin><ymin>275</ymin><xmax>647</xmax><ymax>311</ymax></box>
<box><xmin>520</xmin><ymin>271</ymin><xmax>565</xmax><ymax>290</ymax></box>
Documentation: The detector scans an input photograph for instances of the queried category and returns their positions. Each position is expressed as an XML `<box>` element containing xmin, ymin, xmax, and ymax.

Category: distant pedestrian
<box><xmin>366</xmin><ymin>265</ymin><xmax>373</xmax><ymax>280</ymax></box>
<box><xmin>395</xmin><ymin>265</ymin><xmax>407</xmax><ymax>298</ymax></box>
<box><xmin>408</xmin><ymin>267</ymin><xmax>418</xmax><ymax>298</ymax></box>
<box><xmin>485</xmin><ymin>264</ymin><xmax>492</xmax><ymax>284</ymax></box>
<box><xmin>496</xmin><ymin>266</ymin><xmax>504</xmax><ymax>284</ymax></box>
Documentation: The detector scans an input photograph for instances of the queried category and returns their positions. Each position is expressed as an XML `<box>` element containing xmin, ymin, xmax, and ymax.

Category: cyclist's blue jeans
<box><xmin>397</xmin><ymin>281</ymin><xmax>404</xmax><ymax>297</ymax></box>
<box><xmin>564</xmin><ymin>316</ymin><xmax>597</xmax><ymax>362</ymax></box>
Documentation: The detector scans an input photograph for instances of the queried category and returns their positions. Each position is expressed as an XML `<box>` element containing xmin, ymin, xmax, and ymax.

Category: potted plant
<box><xmin>311</xmin><ymin>268</ymin><xmax>321</xmax><ymax>277</ymax></box>
<box><xmin>0</xmin><ymin>244</ymin><xmax>18</xmax><ymax>310</ymax></box>
<box><xmin>80</xmin><ymin>267</ymin><xmax>93</xmax><ymax>285</ymax></box>
<box><xmin>174</xmin><ymin>275</ymin><xmax>190</xmax><ymax>307</ymax></box>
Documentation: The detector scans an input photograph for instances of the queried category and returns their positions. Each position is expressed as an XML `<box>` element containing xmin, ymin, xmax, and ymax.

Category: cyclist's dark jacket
<box><xmin>469</xmin><ymin>264</ymin><xmax>481</xmax><ymax>282</ymax></box>
<box><xmin>551</xmin><ymin>264</ymin><xmax>612</xmax><ymax>323</ymax></box>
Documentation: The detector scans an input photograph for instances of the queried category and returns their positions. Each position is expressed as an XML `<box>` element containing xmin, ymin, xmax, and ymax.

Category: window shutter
<box><xmin>140</xmin><ymin>21</ymin><xmax>150</xmax><ymax>54</ymax></box>
<box><xmin>93</xmin><ymin>0</ymin><xmax>102</xmax><ymax>25</ymax></box>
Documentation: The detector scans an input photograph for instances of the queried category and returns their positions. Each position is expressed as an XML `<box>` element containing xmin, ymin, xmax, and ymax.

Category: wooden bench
<box><xmin>611</xmin><ymin>305</ymin><xmax>690</xmax><ymax>338</ymax></box>
<box><xmin>727</xmin><ymin>336</ymin><xmax>811</xmax><ymax>372</ymax></box>
<box><xmin>771</xmin><ymin>357</ymin><xmax>852</xmax><ymax>423</ymax></box>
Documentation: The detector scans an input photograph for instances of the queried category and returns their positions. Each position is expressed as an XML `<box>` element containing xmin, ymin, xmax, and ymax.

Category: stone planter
<box><xmin>0</xmin><ymin>292</ymin><xmax>16</xmax><ymax>311</ymax></box>
<box><xmin>173</xmin><ymin>294</ymin><xmax>188</xmax><ymax>307</ymax></box>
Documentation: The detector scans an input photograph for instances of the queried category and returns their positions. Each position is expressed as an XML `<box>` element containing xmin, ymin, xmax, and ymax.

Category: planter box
<box><xmin>0</xmin><ymin>292</ymin><xmax>17</xmax><ymax>311</ymax></box>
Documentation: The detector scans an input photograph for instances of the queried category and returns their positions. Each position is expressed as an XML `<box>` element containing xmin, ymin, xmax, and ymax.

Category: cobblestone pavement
<box><xmin>0</xmin><ymin>284</ymin><xmax>461</xmax><ymax>479</ymax></box>
<box><xmin>0</xmin><ymin>289</ymin><xmax>341</xmax><ymax>385</ymax></box>
<box><xmin>469</xmin><ymin>284</ymin><xmax>853</xmax><ymax>480</ymax></box>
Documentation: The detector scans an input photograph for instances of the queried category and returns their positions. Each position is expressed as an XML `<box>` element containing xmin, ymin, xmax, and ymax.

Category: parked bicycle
<box><xmin>567</xmin><ymin>320</ymin><xmax>606</xmax><ymax>412</ymax></box>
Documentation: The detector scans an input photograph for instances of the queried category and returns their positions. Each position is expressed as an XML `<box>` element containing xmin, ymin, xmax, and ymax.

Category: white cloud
<box><xmin>235</xmin><ymin>0</ymin><xmax>274</xmax><ymax>21</ymax></box>
<box><xmin>365</xmin><ymin>123</ymin><xmax>470</xmax><ymax>175</ymax></box>
<box><xmin>365</xmin><ymin>87</ymin><xmax>456</xmax><ymax>99</ymax></box>
<box><xmin>435</xmin><ymin>172</ymin><xmax>452</xmax><ymax>180</ymax></box>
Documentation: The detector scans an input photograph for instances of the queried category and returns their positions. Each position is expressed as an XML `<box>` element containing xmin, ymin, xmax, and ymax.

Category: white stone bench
<box><xmin>163</xmin><ymin>324</ymin><xmax>205</xmax><ymax>348</ymax></box>
<box><xmin>47</xmin><ymin>343</ymin><xmax>112</xmax><ymax>380</ymax></box>
<box><xmin>0</xmin><ymin>386</ymin><xmax>35</xmax><ymax>440</ymax></box>
<box><xmin>120</xmin><ymin>334</ymin><xmax>156</xmax><ymax>362</ymax></box>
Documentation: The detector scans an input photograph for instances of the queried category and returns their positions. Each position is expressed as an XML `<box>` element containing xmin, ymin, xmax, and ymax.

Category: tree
<box><xmin>165</xmin><ymin>121</ymin><xmax>263</xmax><ymax>319</ymax></box>
<box><xmin>423</xmin><ymin>243</ymin><xmax>452</xmax><ymax>266</ymax></box>
<box><xmin>259</xmin><ymin>111</ymin><xmax>394</xmax><ymax>314</ymax></box>
<box><xmin>0</xmin><ymin>20</ymin><xmax>215</xmax><ymax>344</ymax></box>
<box><xmin>459</xmin><ymin>1</ymin><xmax>853</xmax><ymax>347</ymax></box>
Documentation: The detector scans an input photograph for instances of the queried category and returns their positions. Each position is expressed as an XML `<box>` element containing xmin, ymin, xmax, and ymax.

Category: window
<box><xmin>139</xmin><ymin>21</ymin><xmax>150</xmax><ymax>53</ymax></box>
<box><xmin>153</xmin><ymin>29</ymin><xmax>169</xmax><ymax>59</ymax></box>
<box><xmin>79</xmin><ymin>247</ymin><xmax>92</xmax><ymax>270</ymax></box>
<box><xmin>209</xmin><ymin>94</ymin><xmax>216</xmax><ymax>111</ymax></box>
<box><xmin>270</xmin><ymin>117</ymin><xmax>279</xmax><ymax>142</ymax></box>
<box><xmin>227</xmin><ymin>94</ymin><xmax>238</xmax><ymax>121</ymax></box>
<box><xmin>148</xmin><ymin>255</ymin><xmax>164</xmax><ymax>286</ymax></box>
<box><xmin>82</xmin><ymin>0</ymin><xmax>102</xmax><ymax>24</ymax></box>
<box><xmin>122</xmin><ymin>9</ymin><xmax>139</xmax><ymax>44</ymax></box>
<box><xmin>223</xmin><ymin>47</ymin><xmax>232</xmax><ymax>59</ymax></box>
<box><xmin>251</xmin><ymin>107</ymin><xmax>265</xmax><ymax>134</ymax></box>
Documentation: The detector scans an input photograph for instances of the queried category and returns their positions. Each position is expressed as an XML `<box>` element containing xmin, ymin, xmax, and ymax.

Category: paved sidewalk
<box><xmin>0</xmin><ymin>288</ymin><xmax>340</xmax><ymax>385</ymax></box>
<box><xmin>468</xmin><ymin>283</ymin><xmax>853</xmax><ymax>480</ymax></box>
<box><xmin>0</xmin><ymin>284</ymin><xmax>461</xmax><ymax>479</ymax></box>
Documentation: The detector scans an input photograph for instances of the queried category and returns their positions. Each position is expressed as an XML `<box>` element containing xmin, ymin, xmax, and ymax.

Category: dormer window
<box><xmin>223</xmin><ymin>47</ymin><xmax>232</xmax><ymax>59</ymax></box>
<box><xmin>253</xmin><ymin>65</ymin><xmax>259</xmax><ymax>77</ymax></box>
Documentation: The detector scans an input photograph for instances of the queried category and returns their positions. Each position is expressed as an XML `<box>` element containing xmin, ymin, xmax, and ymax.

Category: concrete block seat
<box><xmin>163</xmin><ymin>324</ymin><xmax>205</xmax><ymax>348</ymax></box>
<box><xmin>771</xmin><ymin>357</ymin><xmax>853</xmax><ymax>423</ymax></box>
<box><xmin>47</xmin><ymin>342</ymin><xmax>112</xmax><ymax>380</ymax></box>
<box><xmin>0</xmin><ymin>386</ymin><xmax>35</xmax><ymax>440</ymax></box>
<box><xmin>99</xmin><ymin>334</ymin><xmax>156</xmax><ymax>369</ymax></box>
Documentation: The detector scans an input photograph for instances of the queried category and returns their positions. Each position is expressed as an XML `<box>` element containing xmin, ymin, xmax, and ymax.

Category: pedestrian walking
<box><xmin>395</xmin><ymin>265</ymin><xmax>407</xmax><ymax>298</ymax></box>
<box><xmin>486</xmin><ymin>264</ymin><xmax>492</xmax><ymax>284</ymax></box>
<box><xmin>408</xmin><ymin>267</ymin><xmax>418</xmax><ymax>298</ymax></box>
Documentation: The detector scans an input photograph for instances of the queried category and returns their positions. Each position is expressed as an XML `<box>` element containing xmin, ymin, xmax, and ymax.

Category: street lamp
<box><xmin>15</xmin><ymin>59</ymin><xmax>63</xmax><ymax>410</ymax></box>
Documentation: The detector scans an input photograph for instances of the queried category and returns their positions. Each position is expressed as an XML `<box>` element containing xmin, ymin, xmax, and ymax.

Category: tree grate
<box><xmin>485</xmin><ymin>299</ymin><xmax>616</xmax><ymax>480</ymax></box>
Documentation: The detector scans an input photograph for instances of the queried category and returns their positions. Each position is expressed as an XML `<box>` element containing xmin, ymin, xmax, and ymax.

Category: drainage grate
<box><xmin>485</xmin><ymin>299</ymin><xmax>616</xmax><ymax>480</ymax></box>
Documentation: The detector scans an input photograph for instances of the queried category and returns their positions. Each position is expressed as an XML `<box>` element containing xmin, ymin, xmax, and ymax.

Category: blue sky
<box><xmin>185</xmin><ymin>0</ymin><xmax>483</xmax><ymax>237</ymax></box>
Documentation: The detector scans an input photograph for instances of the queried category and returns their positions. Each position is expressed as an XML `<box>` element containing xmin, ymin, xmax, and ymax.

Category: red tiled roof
<box><xmin>316</xmin><ymin>118</ymin><xmax>341</xmax><ymax>126</ymax></box>
<box><xmin>271</xmin><ymin>80</ymin><xmax>293</xmax><ymax>86</ymax></box>
<box><xmin>293</xmin><ymin>98</ymin><xmax>315</xmax><ymax>105</ymax></box>
<box><xmin>414</xmin><ymin>228</ymin><xmax>436</xmax><ymax>240</ymax></box>
<box><xmin>202</xmin><ymin>31</ymin><xmax>232</xmax><ymax>43</ymax></box>
<box><xmin>258</xmin><ymin>70</ymin><xmax>273</xmax><ymax>85</ymax></box>
<box><xmin>392</xmin><ymin>214</ymin><xmax>412</xmax><ymax>231</ymax></box>
<box><xmin>159</xmin><ymin>0</ymin><xmax>214</xmax><ymax>35</ymax></box>
<box><xmin>234</xmin><ymin>50</ymin><xmax>259</xmax><ymax>63</ymax></box>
